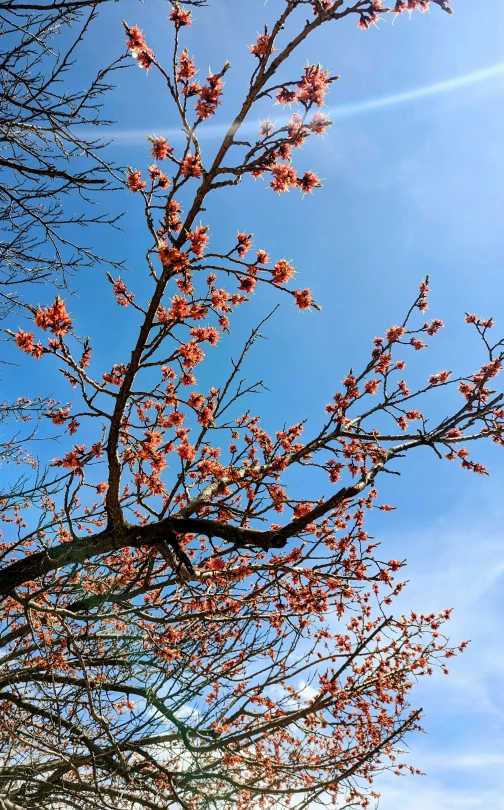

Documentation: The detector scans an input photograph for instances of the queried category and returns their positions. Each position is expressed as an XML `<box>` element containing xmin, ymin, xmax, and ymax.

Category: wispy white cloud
<box><xmin>376</xmin><ymin>779</ymin><xmax>504</xmax><ymax>810</ymax></box>
<box><xmin>82</xmin><ymin>61</ymin><xmax>504</xmax><ymax>146</ymax></box>
<box><xmin>328</xmin><ymin>61</ymin><xmax>504</xmax><ymax>119</ymax></box>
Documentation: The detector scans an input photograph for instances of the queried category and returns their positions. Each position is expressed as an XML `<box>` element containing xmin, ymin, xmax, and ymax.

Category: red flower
<box><xmin>364</xmin><ymin>379</ymin><xmax>380</xmax><ymax>395</ymax></box>
<box><xmin>312</xmin><ymin>0</ymin><xmax>334</xmax><ymax>13</ymax></box>
<box><xmin>103</xmin><ymin>364</ymin><xmax>127</xmax><ymax>387</ymax></box>
<box><xmin>35</xmin><ymin>297</ymin><xmax>72</xmax><ymax>336</ymax></box>
<box><xmin>239</xmin><ymin>276</ymin><xmax>256</xmax><ymax>294</ymax></box>
<box><xmin>272</xmin><ymin>259</ymin><xmax>295</xmax><ymax>285</ymax></box>
<box><xmin>14</xmin><ymin>330</ymin><xmax>35</xmax><ymax>354</ymax></box>
<box><xmin>158</xmin><ymin>244</ymin><xmax>189</xmax><ymax>270</ymax></box>
<box><xmin>259</xmin><ymin>120</ymin><xmax>275</xmax><ymax>137</ymax></box>
<box><xmin>237</xmin><ymin>233</ymin><xmax>253</xmax><ymax>257</ymax></box>
<box><xmin>429</xmin><ymin>370</ymin><xmax>451</xmax><ymax>385</ymax></box>
<box><xmin>297</xmin><ymin>65</ymin><xmax>331</xmax><ymax>108</ymax></box>
<box><xmin>125</xmin><ymin>25</ymin><xmax>145</xmax><ymax>51</ymax></box>
<box><xmin>195</xmin><ymin>73</ymin><xmax>224</xmax><ymax>120</ymax></box>
<box><xmin>170</xmin><ymin>6</ymin><xmax>192</xmax><ymax>26</ymax></box>
<box><xmin>127</xmin><ymin>170</ymin><xmax>146</xmax><ymax>193</ymax></box>
<box><xmin>294</xmin><ymin>289</ymin><xmax>314</xmax><ymax>310</ymax></box>
<box><xmin>276</xmin><ymin>87</ymin><xmax>297</xmax><ymax>105</ymax></box>
<box><xmin>177</xmin><ymin>441</ymin><xmax>196</xmax><ymax>462</ymax></box>
<box><xmin>179</xmin><ymin>341</ymin><xmax>205</xmax><ymax>369</ymax></box>
<box><xmin>297</xmin><ymin>171</ymin><xmax>321</xmax><ymax>195</ymax></box>
<box><xmin>136</xmin><ymin>47</ymin><xmax>155</xmax><ymax>71</ymax></box>
<box><xmin>150</xmin><ymin>137</ymin><xmax>173</xmax><ymax>160</ymax></box>
<box><xmin>187</xmin><ymin>225</ymin><xmax>209</xmax><ymax>257</ymax></box>
<box><xmin>177</xmin><ymin>49</ymin><xmax>197</xmax><ymax>82</ymax></box>
<box><xmin>113</xmin><ymin>277</ymin><xmax>134</xmax><ymax>307</ymax></box>
<box><xmin>270</xmin><ymin>163</ymin><xmax>297</xmax><ymax>194</ymax></box>
<box><xmin>125</xmin><ymin>26</ymin><xmax>154</xmax><ymax>70</ymax></box>
<box><xmin>310</xmin><ymin>112</ymin><xmax>331</xmax><ymax>135</ymax></box>
<box><xmin>385</xmin><ymin>325</ymin><xmax>405</xmax><ymax>343</ymax></box>
<box><xmin>180</xmin><ymin>154</ymin><xmax>203</xmax><ymax>179</ymax></box>
<box><xmin>250</xmin><ymin>33</ymin><xmax>273</xmax><ymax>58</ymax></box>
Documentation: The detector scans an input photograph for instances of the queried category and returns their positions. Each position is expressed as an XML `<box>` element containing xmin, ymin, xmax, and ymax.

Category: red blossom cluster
<box><xmin>297</xmin><ymin>64</ymin><xmax>332</xmax><ymax>107</ymax></box>
<box><xmin>148</xmin><ymin>164</ymin><xmax>170</xmax><ymax>188</ymax></box>
<box><xmin>169</xmin><ymin>5</ymin><xmax>192</xmax><ymax>27</ymax></box>
<box><xmin>35</xmin><ymin>297</ymin><xmax>72</xmax><ymax>336</ymax></box>
<box><xmin>127</xmin><ymin>170</ymin><xmax>146</xmax><ymax>193</ymax></box>
<box><xmin>149</xmin><ymin>136</ymin><xmax>173</xmax><ymax>160</ymax></box>
<box><xmin>180</xmin><ymin>153</ymin><xmax>203</xmax><ymax>179</ymax></box>
<box><xmin>294</xmin><ymin>288</ymin><xmax>314</xmax><ymax>309</ymax></box>
<box><xmin>394</xmin><ymin>0</ymin><xmax>452</xmax><ymax>17</ymax></box>
<box><xmin>187</xmin><ymin>225</ymin><xmax>209</xmax><ymax>257</ymax></box>
<box><xmin>124</xmin><ymin>23</ymin><xmax>154</xmax><ymax>70</ymax></box>
<box><xmin>103</xmin><ymin>364</ymin><xmax>127</xmax><ymax>386</ymax></box>
<box><xmin>250</xmin><ymin>33</ymin><xmax>273</xmax><ymax>58</ymax></box>
<box><xmin>158</xmin><ymin>244</ymin><xmax>189</xmax><ymax>270</ymax></box>
<box><xmin>13</xmin><ymin>330</ymin><xmax>44</xmax><ymax>359</ymax></box>
<box><xmin>112</xmin><ymin>277</ymin><xmax>135</xmax><ymax>307</ymax></box>
<box><xmin>195</xmin><ymin>72</ymin><xmax>225</xmax><ymax>120</ymax></box>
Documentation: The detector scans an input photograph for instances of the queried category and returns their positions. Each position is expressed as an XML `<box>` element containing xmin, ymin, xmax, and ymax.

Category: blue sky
<box><xmin>4</xmin><ymin>0</ymin><xmax>504</xmax><ymax>805</ymax></box>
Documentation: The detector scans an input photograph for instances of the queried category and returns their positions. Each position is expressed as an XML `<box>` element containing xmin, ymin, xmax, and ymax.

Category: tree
<box><xmin>1</xmin><ymin>2</ymin><xmax>501</xmax><ymax>809</ymax></box>
<box><xmin>0</xmin><ymin>0</ymin><xmax>129</xmax><ymax>318</ymax></box>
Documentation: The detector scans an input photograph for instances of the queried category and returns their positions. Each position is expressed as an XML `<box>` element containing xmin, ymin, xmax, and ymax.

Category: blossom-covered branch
<box><xmin>0</xmin><ymin>3</ymin><xmax>497</xmax><ymax>810</ymax></box>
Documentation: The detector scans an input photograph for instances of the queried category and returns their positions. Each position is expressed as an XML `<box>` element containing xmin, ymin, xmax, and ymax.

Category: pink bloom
<box><xmin>294</xmin><ymin>289</ymin><xmax>314</xmax><ymax>310</ymax></box>
<box><xmin>14</xmin><ymin>330</ymin><xmax>35</xmax><ymax>354</ymax></box>
<box><xmin>127</xmin><ymin>170</ymin><xmax>146</xmax><ymax>193</ymax></box>
<box><xmin>259</xmin><ymin>120</ymin><xmax>275</xmax><ymax>137</ymax></box>
<box><xmin>125</xmin><ymin>25</ymin><xmax>154</xmax><ymax>71</ymax></box>
<box><xmin>179</xmin><ymin>340</ymin><xmax>205</xmax><ymax>369</ymax></box>
<box><xmin>150</xmin><ymin>137</ymin><xmax>173</xmax><ymax>160</ymax></box>
<box><xmin>167</xmin><ymin>296</ymin><xmax>191</xmax><ymax>321</ymax></box>
<box><xmin>385</xmin><ymin>325</ymin><xmax>405</xmax><ymax>343</ymax></box>
<box><xmin>276</xmin><ymin>87</ymin><xmax>297</xmax><ymax>105</ymax></box>
<box><xmin>112</xmin><ymin>277</ymin><xmax>134</xmax><ymax>307</ymax></box>
<box><xmin>312</xmin><ymin>1</ymin><xmax>334</xmax><ymax>13</ymax></box>
<box><xmin>239</xmin><ymin>275</ymin><xmax>257</xmax><ymax>294</ymax></box>
<box><xmin>297</xmin><ymin>65</ymin><xmax>331</xmax><ymax>108</ymax></box>
<box><xmin>270</xmin><ymin>163</ymin><xmax>297</xmax><ymax>193</ymax></box>
<box><xmin>125</xmin><ymin>25</ymin><xmax>145</xmax><ymax>51</ymax></box>
<box><xmin>180</xmin><ymin>154</ymin><xmax>203</xmax><ymax>179</ymax></box>
<box><xmin>177</xmin><ymin>49</ymin><xmax>197</xmax><ymax>82</ymax></box>
<box><xmin>237</xmin><ymin>233</ymin><xmax>253</xmax><ymax>258</ymax></box>
<box><xmin>425</xmin><ymin>318</ymin><xmax>444</xmax><ymax>336</ymax></box>
<box><xmin>364</xmin><ymin>379</ymin><xmax>380</xmax><ymax>395</ymax></box>
<box><xmin>178</xmin><ymin>441</ymin><xmax>196</xmax><ymax>462</ymax></box>
<box><xmin>158</xmin><ymin>244</ymin><xmax>189</xmax><ymax>270</ymax></box>
<box><xmin>250</xmin><ymin>33</ymin><xmax>273</xmax><ymax>58</ymax></box>
<box><xmin>165</xmin><ymin>199</ymin><xmax>183</xmax><ymax>233</ymax></box>
<box><xmin>103</xmin><ymin>364</ymin><xmax>127</xmax><ymax>387</ymax></box>
<box><xmin>297</xmin><ymin>171</ymin><xmax>321</xmax><ymax>195</ymax></box>
<box><xmin>309</xmin><ymin>112</ymin><xmax>331</xmax><ymax>135</ymax></box>
<box><xmin>35</xmin><ymin>297</ymin><xmax>72</xmax><ymax>336</ymax></box>
<box><xmin>187</xmin><ymin>225</ymin><xmax>209</xmax><ymax>257</ymax></box>
<box><xmin>429</xmin><ymin>370</ymin><xmax>451</xmax><ymax>385</ymax></box>
<box><xmin>170</xmin><ymin>6</ymin><xmax>192</xmax><ymax>27</ymax></box>
<box><xmin>136</xmin><ymin>48</ymin><xmax>155</xmax><ymax>71</ymax></box>
<box><xmin>272</xmin><ymin>259</ymin><xmax>295</xmax><ymax>285</ymax></box>
<box><xmin>195</xmin><ymin>73</ymin><xmax>224</xmax><ymax>119</ymax></box>
<box><xmin>211</xmin><ymin>289</ymin><xmax>230</xmax><ymax>310</ymax></box>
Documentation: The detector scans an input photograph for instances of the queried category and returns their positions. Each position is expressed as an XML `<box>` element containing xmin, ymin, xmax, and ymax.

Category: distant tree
<box><xmin>2</xmin><ymin>3</ymin><xmax>500</xmax><ymax>810</ymax></box>
<box><xmin>0</xmin><ymin>0</ymin><xmax>129</xmax><ymax>318</ymax></box>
